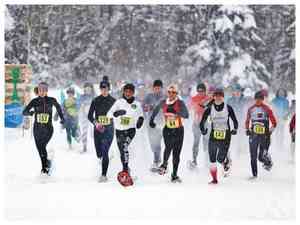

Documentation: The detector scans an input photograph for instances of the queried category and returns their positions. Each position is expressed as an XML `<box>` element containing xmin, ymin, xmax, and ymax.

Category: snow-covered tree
<box><xmin>180</xmin><ymin>5</ymin><xmax>272</xmax><ymax>91</ymax></box>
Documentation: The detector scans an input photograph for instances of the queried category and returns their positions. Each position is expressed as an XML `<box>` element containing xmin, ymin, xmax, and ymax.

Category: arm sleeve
<box><xmin>88</xmin><ymin>99</ymin><xmax>96</xmax><ymax>124</ymax></box>
<box><xmin>266</xmin><ymin>106</ymin><xmax>277</xmax><ymax>128</ymax></box>
<box><xmin>22</xmin><ymin>99</ymin><xmax>35</xmax><ymax>116</ymax></box>
<box><xmin>53</xmin><ymin>98</ymin><xmax>65</xmax><ymax>121</ymax></box>
<box><xmin>107</xmin><ymin>100</ymin><xmax>119</xmax><ymax>118</ymax></box>
<box><xmin>150</xmin><ymin>100</ymin><xmax>163</xmax><ymax>122</ymax></box>
<box><xmin>228</xmin><ymin>105</ymin><xmax>238</xmax><ymax>130</ymax></box>
<box><xmin>137</xmin><ymin>102</ymin><xmax>144</xmax><ymax>118</ymax></box>
<box><xmin>177</xmin><ymin>100</ymin><xmax>189</xmax><ymax>119</ymax></box>
<box><xmin>245</xmin><ymin>108</ymin><xmax>251</xmax><ymax>130</ymax></box>
<box><xmin>199</xmin><ymin>107</ymin><xmax>210</xmax><ymax>131</ymax></box>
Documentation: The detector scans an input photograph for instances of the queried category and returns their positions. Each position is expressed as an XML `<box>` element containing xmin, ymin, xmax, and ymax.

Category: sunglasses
<box><xmin>168</xmin><ymin>91</ymin><xmax>177</xmax><ymax>94</ymax></box>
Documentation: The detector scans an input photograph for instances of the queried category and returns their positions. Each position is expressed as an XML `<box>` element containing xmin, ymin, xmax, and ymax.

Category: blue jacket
<box><xmin>271</xmin><ymin>96</ymin><xmax>289</xmax><ymax>119</ymax></box>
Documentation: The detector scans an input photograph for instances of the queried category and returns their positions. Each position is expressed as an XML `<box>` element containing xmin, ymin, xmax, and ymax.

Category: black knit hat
<box><xmin>153</xmin><ymin>79</ymin><xmax>163</xmax><ymax>87</ymax></box>
<box><xmin>100</xmin><ymin>80</ymin><xmax>110</xmax><ymax>89</ymax></box>
<box><xmin>197</xmin><ymin>83</ymin><xmax>206</xmax><ymax>92</ymax></box>
<box><xmin>123</xmin><ymin>83</ymin><xmax>135</xmax><ymax>93</ymax></box>
<box><xmin>66</xmin><ymin>87</ymin><xmax>75</xmax><ymax>95</ymax></box>
<box><xmin>254</xmin><ymin>91</ymin><xmax>264</xmax><ymax>100</ymax></box>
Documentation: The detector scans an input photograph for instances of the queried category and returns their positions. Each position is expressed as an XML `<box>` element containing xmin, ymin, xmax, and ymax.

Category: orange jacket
<box><xmin>188</xmin><ymin>94</ymin><xmax>211</xmax><ymax>123</ymax></box>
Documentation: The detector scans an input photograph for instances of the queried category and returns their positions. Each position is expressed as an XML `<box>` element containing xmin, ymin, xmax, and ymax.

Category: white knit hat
<box><xmin>167</xmin><ymin>84</ymin><xmax>178</xmax><ymax>93</ymax></box>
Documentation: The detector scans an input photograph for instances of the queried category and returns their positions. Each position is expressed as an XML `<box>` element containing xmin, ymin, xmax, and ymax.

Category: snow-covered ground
<box><xmin>4</xmin><ymin>91</ymin><xmax>295</xmax><ymax>221</ymax></box>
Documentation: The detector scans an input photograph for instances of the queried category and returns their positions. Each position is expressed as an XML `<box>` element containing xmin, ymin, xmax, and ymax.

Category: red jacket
<box><xmin>188</xmin><ymin>94</ymin><xmax>211</xmax><ymax>123</ymax></box>
<box><xmin>245</xmin><ymin>103</ymin><xmax>277</xmax><ymax>130</ymax></box>
<box><xmin>290</xmin><ymin>114</ymin><xmax>295</xmax><ymax>133</ymax></box>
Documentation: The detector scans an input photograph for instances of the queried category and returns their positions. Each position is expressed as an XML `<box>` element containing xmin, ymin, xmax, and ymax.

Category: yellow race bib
<box><xmin>98</xmin><ymin>116</ymin><xmax>110</xmax><ymax>126</ymax></box>
<box><xmin>213</xmin><ymin>129</ymin><xmax>226</xmax><ymax>140</ymax></box>
<box><xmin>36</xmin><ymin>113</ymin><xmax>49</xmax><ymax>124</ymax></box>
<box><xmin>253</xmin><ymin>124</ymin><xmax>265</xmax><ymax>134</ymax></box>
<box><xmin>166</xmin><ymin>118</ymin><xmax>180</xmax><ymax>129</ymax></box>
<box><xmin>120</xmin><ymin>116</ymin><xmax>132</xmax><ymax>126</ymax></box>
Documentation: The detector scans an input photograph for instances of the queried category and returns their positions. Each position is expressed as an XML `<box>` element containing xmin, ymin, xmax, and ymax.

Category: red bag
<box><xmin>117</xmin><ymin>171</ymin><xmax>133</xmax><ymax>187</ymax></box>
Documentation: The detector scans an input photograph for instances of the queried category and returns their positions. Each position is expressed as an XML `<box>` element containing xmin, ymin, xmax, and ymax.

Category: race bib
<box><xmin>253</xmin><ymin>124</ymin><xmax>265</xmax><ymax>134</ymax></box>
<box><xmin>120</xmin><ymin>116</ymin><xmax>132</xmax><ymax>126</ymax></box>
<box><xmin>166</xmin><ymin>118</ymin><xmax>180</xmax><ymax>129</ymax></box>
<box><xmin>36</xmin><ymin>113</ymin><xmax>49</xmax><ymax>124</ymax></box>
<box><xmin>98</xmin><ymin>116</ymin><xmax>110</xmax><ymax>126</ymax></box>
<box><xmin>213</xmin><ymin>129</ymin><xmax>226</xmax><ymax>140</ymax></box>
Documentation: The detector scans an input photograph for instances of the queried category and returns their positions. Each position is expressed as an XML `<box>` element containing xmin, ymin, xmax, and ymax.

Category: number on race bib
<box><xmin>120</xmin><ymin>117</ymin><xmax>131</xmax><ymax>126</ymax></box>
<box><xmin>98</xmin><ymin>116</ymin><xmax>110</xmax><ymax>126</ymax></box>
<box><xmin>213</xmin><ymin>129</ymin><xmax>226</xmax><ymax>140</ymax></box>
<box><xmin>166</xmin><ymin>118</ymin><xmax>180</xmax><ymax>129</ymax></box>
<box><xmin>253</xmin><ymin>124</ymin><xmax>265</xmax><ymax>134</ymax></box>
<box><xmin>37</xmin><ymin>113</ymin><xmax>49</xmax><ymax>124</ymax></box>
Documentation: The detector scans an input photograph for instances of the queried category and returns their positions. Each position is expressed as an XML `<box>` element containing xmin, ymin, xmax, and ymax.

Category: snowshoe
<box><xmin>208</xmin><ymin>179</ymin><xmax>218</xmax><ymax>185</ymax></box>
<box><xmin>117</xmin><ymin>171</ymin><xmax>134</xmax><ymax>187</ymax></box>
<box><xmin>40</xmin><ymin>168</ymin><xmax>50</xmax><ymax>179</ymax></box>
<box><xmin>80</xmin><ymin>145</ymin><xmax>87</xmax><ymax>154</ymax></box>
<box><xmin>98</xmin><ymin>175</ymin><xmax>108</xmax><ymax>183</ymax></box>
<box><xmin>263</xmin><ymin>159</ymin><xmax>273</xmax><ymax>171</ymax></box>
<box><xmin>158</xmin><ymin>166</ymin><xmax>167</xmax><ymax>175</ymax></box>
<box><xmin>187</xmin><ymin>160</ymin><xmax>197</xmax><ymax>170</ymax></box>
<box><xmin>248</xmin><ymin>175</ymin><xmax>258</xmax><ymax>181</ymax></box>
<box><xmin>171</xmin><ymin>175</ymin><xmax>182</xmax><ymax>183</ymax></box>
<box><xmin>46</xmin><ymin>159</ymin><xmax>54</xmax><ymax>176</ymax></box>
<box><xmin>150</xmin><ymin>162</ymin><xmax>160</xmax><ymax>173</ymax></box>
<box><xmin>222</xmin><ymin>158</ymin><xmax>231</xmax><ymax>177</ymax></box>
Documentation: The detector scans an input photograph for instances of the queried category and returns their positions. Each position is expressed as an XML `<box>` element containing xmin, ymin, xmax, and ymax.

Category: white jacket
<box><xmin>107</xmin><ymin>98</ymin><xmax>143</xmax><ymax>131</ymax></box>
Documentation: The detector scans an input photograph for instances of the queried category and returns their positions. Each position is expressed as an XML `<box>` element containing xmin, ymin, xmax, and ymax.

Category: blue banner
<box><xmin>5</xmin><ymin>103</ymin><xmax>24</xmax><ymax>128</ymax></box>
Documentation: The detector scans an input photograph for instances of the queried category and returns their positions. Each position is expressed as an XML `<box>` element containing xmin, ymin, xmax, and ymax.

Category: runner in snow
<box><xmin>289</xmin><ymin>113</ymin><xmax>295</xmax><ymax>163</ymax></box>
<box><xmin>245</xmin><ymin>91</ymin><xmax>277</xmax><ymax>179</ymax></box>
<box><xmin>142</xmin><ymin>79</ymin><xmax>165</xmax><ymax>172</ymax></box>
<box><xmin>271</xmin><ymin>88</ymin><xmax>289</xmax><ymax>150</ymax></box>
<box><xmin>107</xmin><ymin>83</ymin><xmax>144</xmax><ymax>186</ymax></box>
<box><xmin>79</xmin><ymin>82</ymin><xmax>95</xmax><ymax>153</ymax></box>
<box><xmin>149</xmin><ymin>84</ymin><xmax>189</xmax><ymax>183</ymax></box>
<box><xmin>88</xmin><ymin>80</ymin><xmax>116</xmax><ymax>182</ymax></box>
<box><xmin>22</xmin><ymin>82</ymin><xmax>65</xmax><ymax>176</ymax></box>
<box><xmin>62</xmin><ymin>87</ymin><xmax>81</xmax><ymax>150</ymax></box>
<box><xmin>227</xmin><ymin>84</ymin><xmax>247</xmax><ymax>157</ymax></box>
<box><xmin>199</xmin><ymin>88</ymin><xmax>238</xmax><ymax>184</ymax></box>
<box><xmin>187</xmin><ymin>83</ymin><xmax>211</xmax><ymax>169</ymax></box>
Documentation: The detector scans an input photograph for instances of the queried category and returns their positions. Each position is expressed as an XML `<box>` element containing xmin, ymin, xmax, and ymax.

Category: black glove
<box><xmin>60</xmin><ymin>119</ymin><xmax>65</xmax><ymax>127</ymax></box>
<box><xmin>149</xmin><ymin>119</ymin><xmax>156</xmax><ymax>128</ymax></box>
<box><xmin>136</xmin><ymin>117</ymin><xmax>144</xmax><ymax>129</ymax></box>
<box><xmin>246</xmin><ymin>130</ymin><xmax>251</xmax><ymax>136</ymax></box>
<box><xmin>166</xmin><ymin>106</ymin><xmax>176</xmax><ymax>114</ymax></box>
<box><xmin>113</xmin><ymin>110</ymin><xmax>126</xmax><ymax>117</ymax></box>
<box><xmin>230</xmin><ymin>129</ymin><xmax>237</xmax><ymax>135</ymax></box>
<box><xmin>201</xmin><ymin>128</ymin><xmax>208</xmax><ymax>135</ymax></box>
<box><xmin>29</xmin><ymin>111</ymin><xmax>35</xmax><ymax>116</ymax></box>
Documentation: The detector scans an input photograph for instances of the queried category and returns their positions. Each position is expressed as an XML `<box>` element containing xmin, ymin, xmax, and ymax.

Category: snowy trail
<box><xmin>4</xmin><ymin>122</ymin><xmax>295</xmax><ymax>221</ymax></box>
<box><xmin>4</xmin><ymin>90</ymin><xmax>295</xmax><ymax>221</ymax></box>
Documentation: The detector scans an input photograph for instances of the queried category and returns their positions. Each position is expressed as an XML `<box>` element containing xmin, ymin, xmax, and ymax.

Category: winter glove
<box><xmin>149</xmin><ymin>119</ymin><xmax>156</xmax><ymax>128</ymax></box>
<box><xmin>246</xmin><ymin>129</ymin><xmax>251</xmax><ymax>136</ymax></box>
<box><xmin>230</xmin><ymin>129</ymin><xmax>237</xmax><ymax>135</ymax></box>
<box><xmin>113</xmin><ymin>110</ymin><xmax>126</xmax><ymax>117</ymax></box>
<box><xmin>60</xmin><ymin>120</ymin><xmax>65</xmax><ymax>128</ymax></box>
<box><xmin>95</xmin><ymin>123</ymin><xmax>105</xmax><ymax>133</ymax></box>
<box><xmin>201</xmin><ymin>128</ymin><xmax>208</xmax><ymax>135</ymax></box>
<box><xmin>136</xmin><ymin>117</ymin><xmax>144</xmax><ymax>129</ymax></box>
